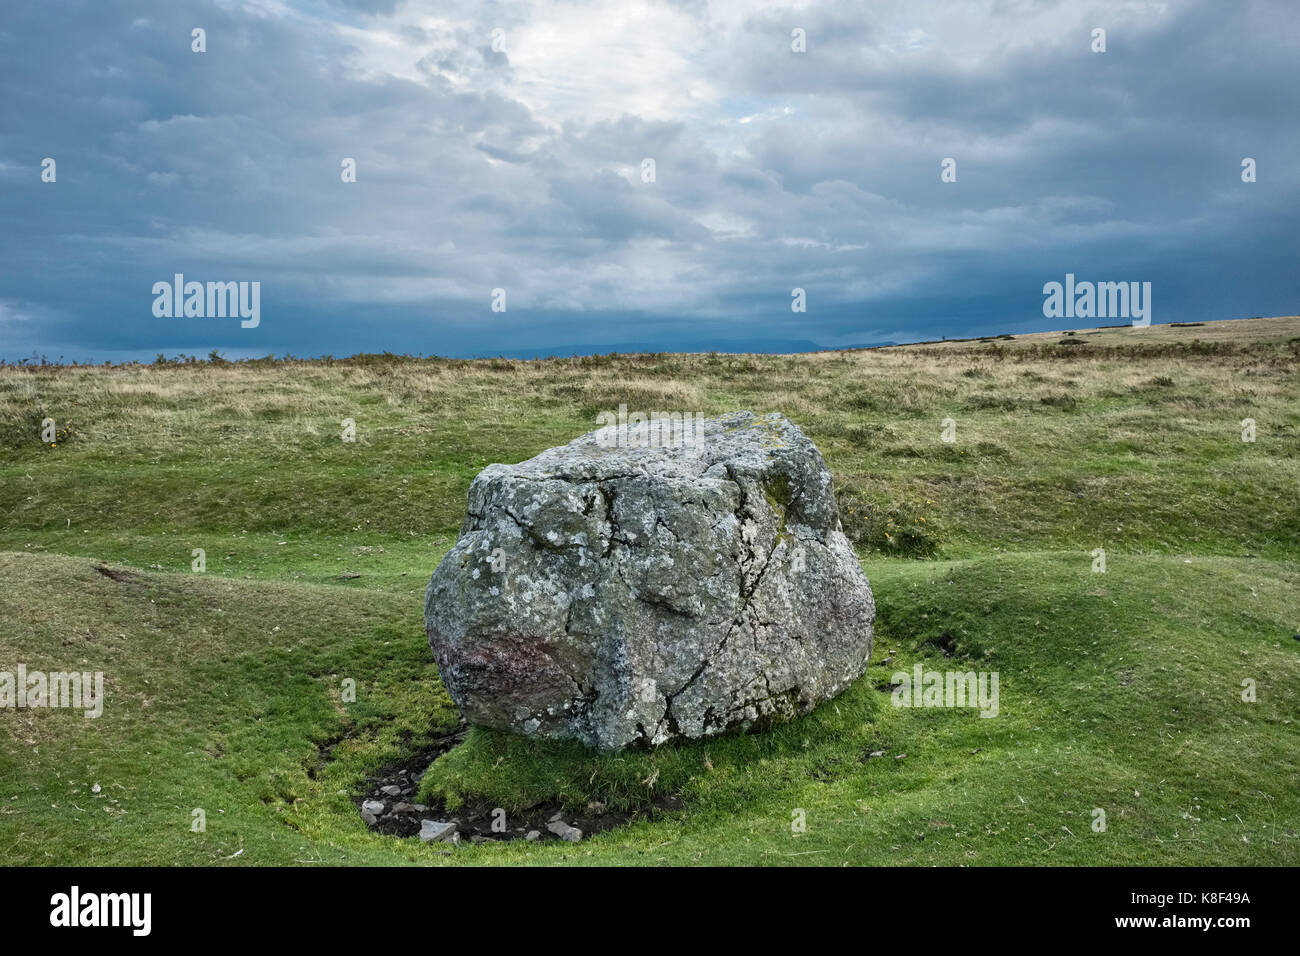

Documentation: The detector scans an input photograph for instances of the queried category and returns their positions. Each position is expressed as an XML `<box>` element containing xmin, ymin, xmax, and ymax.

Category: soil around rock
<box><xmin>353</xmin><ymin>730</ymin><xmax>680</xmax><ymax>844</ymax></box>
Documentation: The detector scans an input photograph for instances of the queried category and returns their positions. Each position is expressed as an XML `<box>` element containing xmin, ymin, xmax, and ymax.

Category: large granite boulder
<box><xmin>424</xmin><ymin>411</ymin><xmax>875</xmax><ymax>751</ymax></box>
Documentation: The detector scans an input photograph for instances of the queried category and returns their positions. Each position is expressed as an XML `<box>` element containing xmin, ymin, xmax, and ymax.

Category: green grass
<box><xmin>1</xmin><ymin>316</ymin><xmax>1297</xmax><ymax>865</ymax></box>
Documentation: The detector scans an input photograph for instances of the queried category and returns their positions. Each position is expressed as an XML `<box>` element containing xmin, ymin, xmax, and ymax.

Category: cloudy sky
<box><xmin>1</xmin><ymin>0</ymin><xmax>1296</xmax><ymax>361</ymax></box>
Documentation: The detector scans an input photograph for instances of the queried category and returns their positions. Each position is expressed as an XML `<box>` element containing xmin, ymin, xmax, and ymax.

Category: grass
<box><xmin>1</xmin><ymin>315</ymin><xmax>1297</xmax><ymax>865</ymax></box>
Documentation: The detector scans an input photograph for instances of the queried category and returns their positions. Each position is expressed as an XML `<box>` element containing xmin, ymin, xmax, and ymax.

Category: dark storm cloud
<box><xmin>0</xmin><ymin>0</ymin><xmax>1295</xmax><ymax>361</ymax></box>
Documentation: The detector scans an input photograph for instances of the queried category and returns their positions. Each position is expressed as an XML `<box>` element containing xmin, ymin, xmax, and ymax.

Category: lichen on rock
<box><xmin>425</xmin><ymin>411</ymin><xmax>875</xmax><ymax>751</ymax></box>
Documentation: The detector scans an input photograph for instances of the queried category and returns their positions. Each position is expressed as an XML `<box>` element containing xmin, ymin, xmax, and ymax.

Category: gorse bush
<box><xmin>835</xmin><ymin>489</ymin><xmax>942</xmax><ymax>558</ymax></box>
<box><xmin>0</xmin><ymin>405</ymin><xmax>73</xmax><ymax>449</ymax></box>
<box><xmin>0</xmin><ymin>405</ymin><xmax>43</xmax><ymax>448</ymax></box>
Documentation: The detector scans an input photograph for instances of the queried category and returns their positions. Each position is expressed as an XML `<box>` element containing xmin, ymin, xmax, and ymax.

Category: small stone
<box><xmin>412</xmin><ymin>804</ymin><xmax>429</xmax><ymax>812</ymax></box>
<box><xmin>525</xmin><ymin>830</ymin><xmax>541</xmax><ymax>841</ymax></box>
<box><xmin>361</xmin><ymin>799</ymin><xmax>385</xmax><ymax>815</ymax></box>
<box><xmin>548</xmin><ymin>811</ymin><xmax>565</xmax><ymax>823</ymax></box>
<box><xmin>360</xmin><ymin>809</ymin><xmax>378</xmax><ymax>826</ymax></box>
<box><xmin>392</xmin><ymin>802</ymin><xmax>417</xmax><ymax>814</ymax></box>
<box><xmin>547</xmin><ymin>820</ymin><xmax>583</xmax><ymax>842</ymax></box>
<box><xmin>419</xmin><ymin>819</ymin><xmax>457</xmax><ymax>843</ymax></box>
<box><xmin>380</xmin><ymin>785</ymin><xmax>402</xmax><ymax>797</ymax></box>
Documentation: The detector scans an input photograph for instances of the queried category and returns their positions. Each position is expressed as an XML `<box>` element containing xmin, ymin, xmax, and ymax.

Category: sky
<box><xmin>1</xmin><ymin>0</ymin><xmax>1297</xmax><ymax>362</ymax></box>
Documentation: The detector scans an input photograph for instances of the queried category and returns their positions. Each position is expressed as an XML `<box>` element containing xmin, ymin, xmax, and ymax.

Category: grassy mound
<box><xmin>5</xmin><ymin>546</ymin><xmax>1294</xmax><ymax>865</ymax></box>
<box><xmin>417</xmin><ymin>551</ymin><xmax>1300</xmax><ymax>864</ymax></box>
<box><xmin>0</xmin><ymin>551</ymin><xmax>459</xmax><ymax>865</ymax></box>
